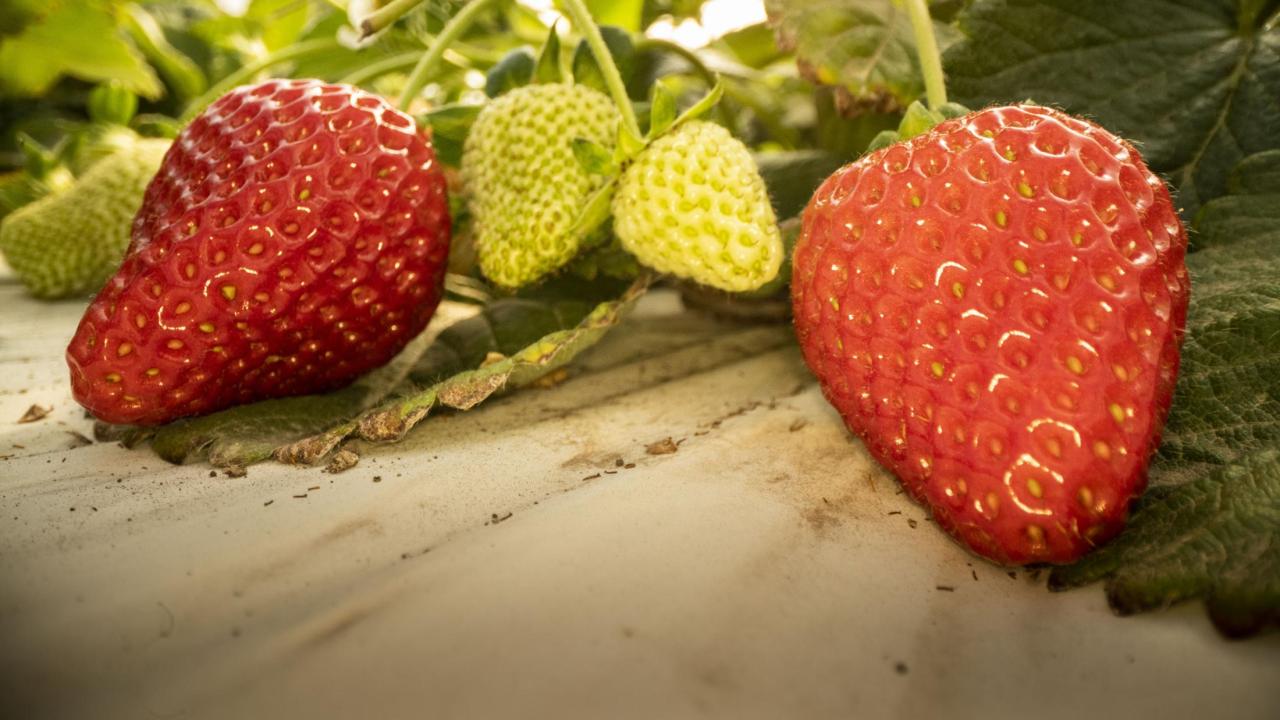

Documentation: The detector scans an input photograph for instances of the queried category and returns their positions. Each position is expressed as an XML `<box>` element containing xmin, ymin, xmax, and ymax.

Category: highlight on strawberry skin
<box><xmin>66</xmin><ymin>79</ymin><xmax>452</xmax><ymax>427</ymax></box>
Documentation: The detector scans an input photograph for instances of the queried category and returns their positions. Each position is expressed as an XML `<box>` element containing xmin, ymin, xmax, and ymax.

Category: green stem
<box><xmin>398</xmin><ymin>0</ymin><xmax>502</xmax><ymax>111</ymax></box>
<box><xmin>342</xmin><ymin>53</ymin><xmax>421</xmax><ymax>87</ymax></box>
<box><xmin>340</xmin><ymin>50</ymin><xmax>471</xmax><ymax>87</ymax></box>
<box><xmin>179</xmin><ymin>38</ymin><xmax>342</xmax><ymax>123</ymax></box>
<box><xmin>556</xmin><ymin>0</ymin><xmax>641</xmax><ymax>139</ymax></box>
<box><xmin>359</xmin><ymin>0</ymin><xmax>426</xmax><ymax>38</ymax></box>
<box><xmin>903</xmin><ymin>0</ymin><xmax>947</xmax><ymax>109</ymax></box>
<box><xmin>636</xmin><ymin>38</ymin><xmax>735</xmax><ymax>129</ymax></box>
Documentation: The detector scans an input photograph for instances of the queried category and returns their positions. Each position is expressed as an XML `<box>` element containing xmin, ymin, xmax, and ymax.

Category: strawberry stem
<box><xmin>358</xmin><ymin>0</ymin><xmax>426</xmax><ymax>39</ymax></box>
<box><xmin>636</xmin><ymin>38</ymin><xmax>735</xmax><ymax>130</ymax></box>
<box><xmin>903</xmin><ymin>0</ymin><xmax>947</xmax><ymax>109</ymax></box>
<box><xmin>398</xmin><ymin>0</ymin><xmax>503</xmax><ymax>112</ymax></box>
<box><xmin>179</xmin><ymin>38</ymin><xmax>343</xmax><ymax>124</ymax></box>
<box><xmin>556</xmin><ymin>0</ymin><xmax>643</xmax><ymax>140</ymax></box>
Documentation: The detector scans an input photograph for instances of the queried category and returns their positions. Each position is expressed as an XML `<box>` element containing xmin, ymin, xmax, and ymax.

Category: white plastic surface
<box><xmin>1</xmin><ymin>277</ymin><xmax>1277</xmax><ymax>719</ymax></box>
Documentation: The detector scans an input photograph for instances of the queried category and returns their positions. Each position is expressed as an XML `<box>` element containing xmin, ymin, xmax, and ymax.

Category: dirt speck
<box><xmin>324</xmin><ymin>448</ymin><xmax>360</xmax><ymax>474</ymax></box>
<box><xmin>18</xmin><ymin>405</ymin><xmax>51</xmax><ymax>423</ymax></box>
<box><xmin>645</xmin><ymin>437</ymin><xmax>679</xmax><ymax>455</ymax></box>
<box><xmin>789</xmin><ymin>418</ymin><xmax>808</xmax><ymax>432</ymax></box>
<box><xmin>894</xmin><ymin>661</ymin><xmax>908</xmax><ymax>675</ymax></box>
<box><xmin>64</xmin><ymin>431</ymin><xmax>93</xmax><ymax>448</ymax></box>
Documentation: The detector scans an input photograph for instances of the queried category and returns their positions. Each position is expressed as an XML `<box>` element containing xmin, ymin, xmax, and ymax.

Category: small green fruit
<box><xmin>612</xmin><ymin>121</ymin><xmax>782</xmax><ymax>293</ymax></box>
<box><xmin>0</xmin><ymin>138</ymin><xmax>169</xmax><ymax>299</ymax></box>
<box><xmin>461</xmin><ymin>83</ymin><xmax>619</xmax><ymax>289</ymax></box>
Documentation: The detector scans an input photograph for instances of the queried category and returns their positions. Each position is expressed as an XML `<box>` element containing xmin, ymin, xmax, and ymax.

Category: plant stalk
<box><xmin>636</xmin><ymin>38</ymin><xmax>735</xmax><ymax>129</ymax></box>
<box><xmin>341</xmin><ymin>50</ymin><xmax>471</xmax><ymax>86</ymax></box>
<box><xmin>359</xmin><ymin>0</ymin><xmax>426</xmax><ymax>38</ymax></box>
<box><xmin>556</xmin><ymin>0</ymin><xmax>642</xmax><ymax>139</ymax></box>
<box><xmin>398</xmin><ymin>0</ymin><xmax>503</xmax><ymax>111</ymax></box>
<box><xmin>179</xmin><ymin>38</ymin><xmax>343</xmax><ymax>124</ymax></box>
<box><xmin>903</xmin><ymin>0</ymin><xmax>947</xmax><ymax>109</ymax></box>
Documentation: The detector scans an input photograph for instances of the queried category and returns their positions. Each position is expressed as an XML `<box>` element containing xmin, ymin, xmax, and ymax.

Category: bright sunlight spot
<box><xmin>518</xmin><ymin>0</ymin><xmax>766</xmax><ymax>47</ymax></box>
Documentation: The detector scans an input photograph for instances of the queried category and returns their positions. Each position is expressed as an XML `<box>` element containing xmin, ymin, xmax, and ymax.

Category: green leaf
<box><xmin>1049</xmin><ymin>151</ymin><xmax>1280</xmax><ymax>638</ymax></box>
<box><xmin>586</xmin><ymin>0</ymin><xmax>643</xmax><ymax>31</ymax></box>
<box><xmin>120</xmin><ymin>4</ymin><xmax>207</xmax><ymax>102</ymax></box>
<box><xmin>571</xmin><ymin>138</ymin><xmax>616</xmax><ymax>175</ymax></box>
<box><xmin>895</xmin><ymin>100</ymin><xmax>945</xmax><ymax>140</ymax></box>
<box><xmin>535</xmin><ymin>22</ymin><xmax>563</xmax><ymax>84</ymax></box>
<box><xmin>0</xmin><ymin>0</ymin><xmax>163</xmax><ymax>99</ymax></box>
<box><xmin>862</xmin><ymin>99</ymin><xmax>972</xmax><ymax>150</ymax></box>
<box><xmin>245</xmin><ymin>0</ymin><xmax>310</xmax><ymax>52</ymax></box>
<box><xmin>671</xmin><ymin>81</ymin><xmax>724</xmax><ymax>128</ymax></box>
<box><xmin>1193</xmin><ymin>150</ymin><xmax>1280</xmax><ymax>249</ymax></box>
<box><xmin>648</xmin><ymin>81</ymin><xmax>678</xmax><ymax>139</ymax></box>
<box><xmin>564</xmin><ymin>177</ymin><xmax>618</xmax><ymax>244</ymax></box>
<box><xmin>714</xmin><ymin>22</ymin><xmax>787</xmax><ymax>69</ymax></box>
<box><xmin>87</xmin><ymin>81</ymin><xmax>138</xmax><ymax>126</ymax></box>
<box><xmin>131</xmin><ymin>277</ymin><xmax>647</xmax><ymax>468</ymax></box>
<box><xmin>420</xmin><ymin>103</ymin><xmax>482</xmax><ymax>167</ymax></box>
<box><xmin>147</xmin><ymin>323</ymin><xmax>443</xmax><ymax>467</ymax></box>
<box><xmin>572</xmin><ymin>25</ymin><xmax>635</xmax><ymax>96</ymax></box>
<box><xmin>865</xmin><ymin>128</ymin><xmax>898</xmax><ymax>152</ymax></box>
<box><xmin>617</xmin><ymin>121</ymin><xmax>646</xmax><ymax>159</ymax></box>
<box><xmin>1051</xmin><ymin>451</ymin><xmax>1280</xmax><ymax>638</ymax></box>
<box><xmin>765</xmin><ymin>0</ymin><xmax>959</xmax><ymax>112</ymax></box>
<box><xmin>944</xmin><ymin>0</ymin><xmax>1280</xmax><ymax>221</ymax></box>
<box><xmin>275</xmin><ymin>277</ymin><xmax>651</xmax><ymax>466</ymax></box>
<box><xmin>486</xmin><ymin>46</ymin><xmax>536</xmax><ymax>97</ymax></box>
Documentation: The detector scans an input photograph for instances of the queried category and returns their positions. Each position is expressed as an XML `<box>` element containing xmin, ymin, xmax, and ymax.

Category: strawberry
<box><xmin>612</xmin><ymin>120</ymin><xmax>783</xmax><ymax>292</ymax></box>
<box><xmin>66</xmin><ymin>79</ymin><xmax>451</xmax><ymax>426</ymax></box>
<box><xmin>461</xmin><ymin>83</ymin><xmax>619</xmax><ymax>288</ymax></box>
<box><xmin>792</xmin><ymin>104</ymin><xmax>1189</xmax><ymax>565</ymax></box>
<box><xmin>1</xmin><ymin>138</ymin><xmax>169</xmax><ymax>299</ymax></box>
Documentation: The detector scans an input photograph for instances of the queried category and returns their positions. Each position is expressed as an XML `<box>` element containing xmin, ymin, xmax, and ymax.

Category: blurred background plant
<box><xmin>0</xmin><ymin>0</ymin><xmax>928</xmax><ymax>224</ymax></box>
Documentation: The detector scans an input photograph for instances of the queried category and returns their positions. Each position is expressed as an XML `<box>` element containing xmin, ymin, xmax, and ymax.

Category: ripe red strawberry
<box><xmin>67</xmin><ymin>79</ymin><xmax>451</xmax><ymax>426</ymax></box>
<box><xmin>792</xmin><ymin>105</ymin><xmax>1189</xmax><ymax>565</ymax></box>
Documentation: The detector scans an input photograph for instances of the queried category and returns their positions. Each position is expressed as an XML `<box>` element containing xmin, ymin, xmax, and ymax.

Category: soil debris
<box><xmin>645</xmin><ymin>437</ymin><xmax>679</xmax><ymax>455</ymax></box>
<box><xmin>18</xmin><ymin>405</ymin><xmax>52</xmax><ymax>423</ymax></box>
<box><xmin>324</xmin><ymin>448</ymin><xmax>360</xmax><ymax>474</ymax></box>
<box><xmin>64</xmin><ymin>431</ymin><xmax>93</xmax><ymax>449</ymax></box>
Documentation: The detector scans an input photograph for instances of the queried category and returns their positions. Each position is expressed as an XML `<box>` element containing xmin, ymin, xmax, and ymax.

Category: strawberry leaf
<box><xmin>136</xmin><ymin>277</ymin><xmax>645</xmax><ymax>469</ymax></box>
<box><xmin>944</xmin><ymin>0</ymin><xmax>1280</xmax><ymax>221</ymax></box>
<box><xmin>0</xmin><ymin>0</ymin><xmax>163</xmax><ymax>99</ymax></box>
<box><xmin>572</xmin><ymin>25</ymin><xmax>636</xmax><ymax>96</ymax></box>
<box><xmin>1049</xmin><ymin>151</ymin><xmax>1280</xmax><ymax>638</ymax></box>
<box><xmin>571</xmin><ymin>138</ymin><xmax>616</xmax><ymax>175</ymax></box>
<box><xmin>485</xmin><ymin>47</ymin><xmax>536</xmax><ymax>98</ymax></box>
<box><xmin>535</xmin><ymin>22</ymin><xmax>563</xmax><ymax>84</ymax></box>
<box><xmin>648</xmin><ymin>81</ymin><xmax>678</xmax><ymax>139</ymax></box>
<box><xmin>766</xmin><ymin>0</ymin><xmax>959</xmax><ymax>113</ymax></box>
<box><xmin>275</xmin><ymin>276</ymin><xmax>649</xmax><ymax>465</ymax></box>
<box><xmin>419</xmin><ymin>103</ymin><xmax>482</xmax><ymax>167</ymax></box>
<box><xmin>144</xmin><ymin>310</ymin><xmax>459</xmax><ymax>467</ymax></box>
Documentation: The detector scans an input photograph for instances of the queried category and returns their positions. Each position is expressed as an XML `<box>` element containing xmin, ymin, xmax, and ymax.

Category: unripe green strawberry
<box><xmin>461</xmin><ymin>83</ymin><xmax>619</xmax><ymax>288</ymax></box>
<box><xmin>612</xmin><ymin>120</ymin><xmax>783</xmax><ymax>292</ymax></box>
<box><xmin>0</xmin><ymin>138</ymin><xmax>169</xmax><ymax>299</ymax></box>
